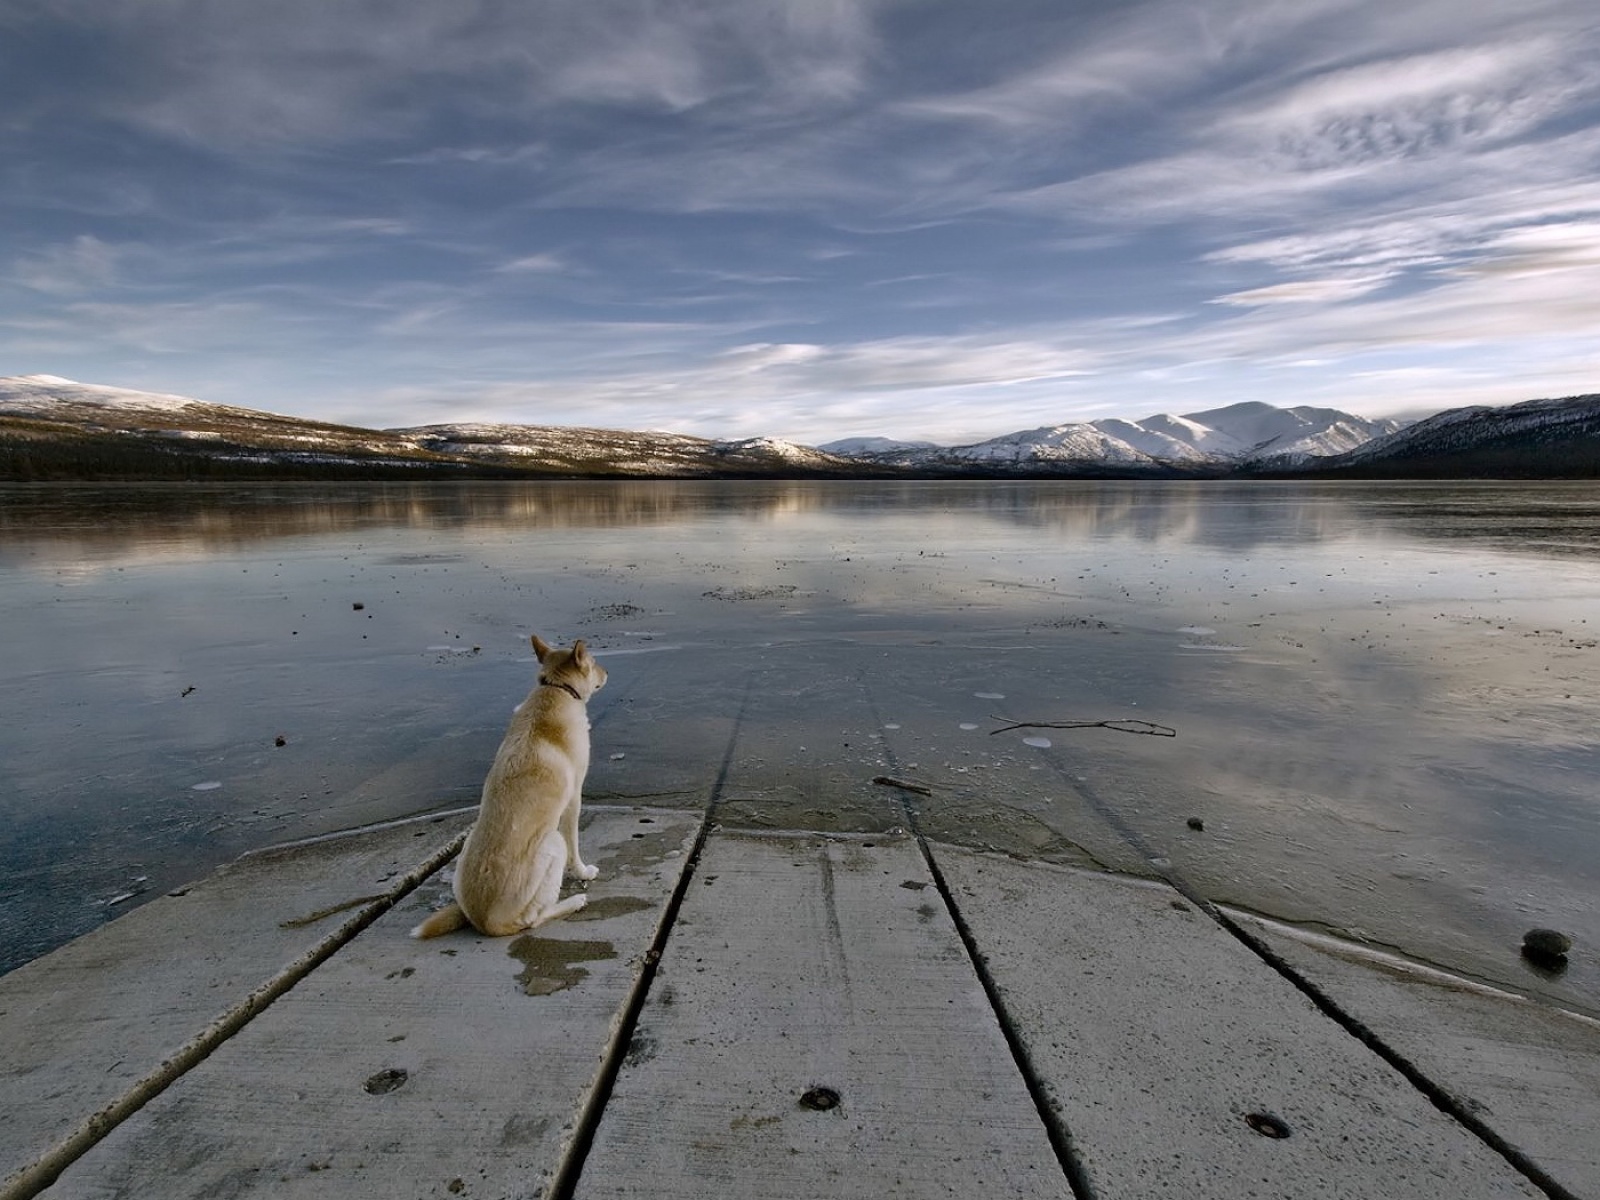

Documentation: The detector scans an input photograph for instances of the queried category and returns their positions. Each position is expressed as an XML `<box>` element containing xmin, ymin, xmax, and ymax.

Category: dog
<box><xmin>411</xmin><ymin>635</ymin><xmax>607</xmax><ymax>939</ymax></box>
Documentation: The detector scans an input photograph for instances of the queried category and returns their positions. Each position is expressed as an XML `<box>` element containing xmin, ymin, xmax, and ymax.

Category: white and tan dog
<box><xmin>411</xmin><ymin>635</ymin><xmax>607</xmax><ymax>939</ymax></box>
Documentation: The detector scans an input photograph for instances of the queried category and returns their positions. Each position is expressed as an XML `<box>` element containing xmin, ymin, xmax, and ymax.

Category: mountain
<box><xmin>393</xmin><ymin>422</ymin><xmax>856</xmax><ymax>475</ymax></box>
<box><xmin>896</xmin><ymin>422</ymin><xmax>1166</xmax><ymax>471</ymax></box>
<box><xmin>0</xmin><ymin>376</ymin><xmax>870</xmax><ymax>480</ymax></box>
<box><xmin>0</xmin><ymin>374</ymin><xmax>459</xmax><ymax>476</ymax></box>
<box><xmin>1304</xmin><ymin>393</ymin><xmax>1600</xmax><ymax>477</ymax></box>
<box><xmin>5</xmin><ymin>373</ymin><xmax>1594</xmax><ymax>480</ymax></box>
<box><xmin>833</xmin><ymin>402</ymin><xmax>1404</xmax><ymax>473</ymax></box>
<box><xmin>1089</xmin><ymin>417</ymin><xmax>1222</xmax><ymax>463</ymax></box>
<box><xmin>817</xmin><ymin>436</ymin><xmax>938</xmax><ymax>455</ymax></box>
<box><xmin>1178</xmin><ymin>402</ymin><xmax>1404</xmax><ymax>464</ymax></box>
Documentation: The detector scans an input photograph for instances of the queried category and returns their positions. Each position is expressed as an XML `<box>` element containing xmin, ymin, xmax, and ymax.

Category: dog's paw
<box><xmin>574</xmin><ymin>861</ymin><xmax>599</xmax><ymax>881</ymax></box>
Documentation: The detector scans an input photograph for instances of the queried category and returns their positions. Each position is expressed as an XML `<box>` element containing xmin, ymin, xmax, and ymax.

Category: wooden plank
<box><xmin>934</xmin><ymin>848</ymin><xmax>1544</xmax><ymax>1200</ymax></box>
<box><xmin>1244</xmin><ymin>915</ymin><xmax>1600</xmax><ymax>1199</ymax></box>
<box><xmin>41</xmin><ymin>808</ymin><xmax>700</xmax><ymax>1200</ymax></box>
<box><xmin>0</xmin><ymin>812</ymin><xmax>473</xmax><ymax>1200</ymax></box>
<box><xmin>576</xmin><ymin>832</ymin><xmax>1070</xmax><ymax>1200</ymax></box>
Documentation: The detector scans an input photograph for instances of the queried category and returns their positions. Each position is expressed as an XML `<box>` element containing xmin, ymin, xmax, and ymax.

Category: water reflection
<box><xmin>2</xmin><ymin>480</ymin><xmax>1598</xmax><ymax>1013</ymax></box>
<box><xmin>5</xmin><ymin>480</ymin><xmax>1599</xmax><ymax>565</ymax></box>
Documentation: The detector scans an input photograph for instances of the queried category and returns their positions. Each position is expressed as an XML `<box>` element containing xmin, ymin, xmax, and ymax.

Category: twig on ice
<box><xmin>988</xmin><ymin>717</ymin><xmax>1176</xmax><ymax>738</ymax></box>
<box><xmin>873</xmin><ymin>775</ymin><xmax>933</xmax><ymax>796</ymax></box>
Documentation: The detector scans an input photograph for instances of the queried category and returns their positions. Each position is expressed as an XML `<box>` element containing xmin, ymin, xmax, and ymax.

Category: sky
<box><xmin>3</xmin><ymin>0</ymin><xmax>1600</xmax><ymax>446</ymax></box>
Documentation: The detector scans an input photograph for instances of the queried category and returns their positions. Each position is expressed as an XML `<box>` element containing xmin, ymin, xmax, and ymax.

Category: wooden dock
<box><xmin>3</xmin><ymin>803</ymin><xmax>1598</xmax><ymax>1200</ymax></box>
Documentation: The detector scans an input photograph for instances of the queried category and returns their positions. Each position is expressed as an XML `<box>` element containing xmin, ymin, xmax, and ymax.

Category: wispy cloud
<box><xmin>23</xmin><ymin>0</ymin><xmax>887</xmax><ymax>149</ymax></box>
<box><xmin>1210</xmin><ymin>276</ymin><xmax>1394</xmax><ymax>307</ymax></box>
<box><xmin>1222</xmin><ymin>38</ymin><xmax>1595</xmax><ymax>170</ymax></box>
<box><xmin>493</xmin><ymin>253</ymin><xmax>571</xmax><ymax>275</ymax></box>
<box><xmin>1446</xmin><ymin>220</ymin><xmax>1600</xmax><ymax>278</ymax></box>
<box><xmin>12</xmin><ymin>235</ymin><xmax>125</xmax><ymax>295</ymax></box>
<box><xmin>356</xmin><ymin>328</ymin><xmax>1099</xmax><ymax>442</ymax></box>
<box><xmin>1015</xmin><ymin>40</ymin><xmax>1600</xmax><ymax>224</ymax></box>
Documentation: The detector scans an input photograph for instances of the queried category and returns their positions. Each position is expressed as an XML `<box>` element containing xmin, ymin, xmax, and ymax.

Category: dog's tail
<box><xmin>410</xmin><ymin>902</ymin><xmax>470</xmax><ymax>940</ymax></box>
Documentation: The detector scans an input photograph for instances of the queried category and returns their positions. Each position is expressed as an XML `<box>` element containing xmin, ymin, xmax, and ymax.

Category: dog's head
<box><xmin>532</xmin><ymin>635</ymin><xmax>608</xmax><ymax>698</ymax></box>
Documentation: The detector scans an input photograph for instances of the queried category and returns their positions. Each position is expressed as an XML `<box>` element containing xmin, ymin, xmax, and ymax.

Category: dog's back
<box><xmin>412</xmin><ymin>636</ymin><xmax>606</xmax><ymax>939</ymax></box>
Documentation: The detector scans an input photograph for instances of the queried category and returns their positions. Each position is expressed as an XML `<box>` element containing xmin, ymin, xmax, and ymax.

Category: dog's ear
<box><xmin>572</xmin><ymin>639</ymin><xmax>590</xmax><ymax>668</ymax></box>
<box><xmin>532</xmin><ymin>635</ymin><xmax>552</xmax><ymax>662</ymax></box>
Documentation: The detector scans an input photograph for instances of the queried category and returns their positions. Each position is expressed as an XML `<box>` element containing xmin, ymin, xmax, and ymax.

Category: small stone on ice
<box><xmin>1522</xmin><ymin>928</ymin><xmax>1572</xmax><ymax>958</ymax></box>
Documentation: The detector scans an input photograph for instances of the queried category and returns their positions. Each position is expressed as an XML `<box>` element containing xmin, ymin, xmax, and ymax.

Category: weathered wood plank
<box><xmin>576</xmin><ymin>832</ymin><xmax>1070</xmax><ymax>1200</ymax></box>
<box><xmin>1</xmin><ymin>812</ymin><xmax>473</xmax><ymax>1200</ymax></box>
<box><xmin>934</xmin><ymin>848</ymin><xmax>1544</xmax><ymax>1200</ymax></box>
<box><xmin>1243</xmin><ymin>914</ymin><xmax>1600</xmax><ymax>1199</ymax></box>
<box><xmin>41</xmin><ymin>808</ymin><xmax>700</xmax><ymax>1200</ymax></box>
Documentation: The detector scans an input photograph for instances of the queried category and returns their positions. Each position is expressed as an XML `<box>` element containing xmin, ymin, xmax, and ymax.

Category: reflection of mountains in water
<box><xmin>0</xmin><ymin>481</ymin><xmax>784</xmax><ymax>560</ymax></box>
<box><xmin>986</xmin><ymin>480</ymin><xmax>1600</xmax><ymax>557</ymax></box>
<box><xmin>4</xmin><ymin>480</ymin><xmax>1599</xmax><ymax>566</ymax></box>
<box><xmin>1339</xmin><ymin>483</ymin><xmax>1600</xmax><ymax>557</ymax></box>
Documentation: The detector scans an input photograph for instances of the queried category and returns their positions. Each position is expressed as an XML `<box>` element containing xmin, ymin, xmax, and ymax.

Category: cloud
<box><xmin>1210</xmin><ymin>276</ymin><xmax>1393</xmax><ymax>307</ymax></box>
<box><xmin>715</xmin><ymin>342</ymin><xmax>828</xmax><ymax>371</ymax></box>
<box><xmin>11</xmin><ymin>235</ymin><xmax>123</xmax><ymax>294</ymax></box>
<box><xmin>1222</xmin><ymin>39</ymin><xmax>1594</xmax><ymax>170</ymax></box>
<box><xmin>3</xmin><ymin>297</ymin><xmax>286</xmax><ymax>357</ymax></box>
<box><xmin>350</xmin><ymin>328</ymin><xmax>1100</xmax><ymax>442</ymax></box>
<box><xmin>898</xmin><ymin>40</ymin><xmax>1184</xmax><ymax>130</ymax></box>
<box><xmin>891</xmin><ymin>0</ymin><xmax>1360</xmax><ymax>135</ymax></box>
<box><xmin>1003</xmin><ymin>14</ymin><xmax>1600</xmax><ymax>227</ymax></box>
<box><xmin>1204</xmin><ymin>161</ymin><xmax>1600</xmax><ymax>277</ymax></box>
<box><xmin>21</xmin><ymin>0</ymin><xmax>888</xmax><ymax>150</ymax></box>
<box><xmin>494</xmin><ymin>253</ymin><xmax>570</xmax><ymax>275</ymax></box>
<box><xmin>1447</xmin><ymin>220</ymin><xmax>1600</xmax><ymax>278</ymax></box>
<box><xmin>1154</xmin><ymin>249</ymin><xmax>1600</xmax><ymax>371</ymax></box>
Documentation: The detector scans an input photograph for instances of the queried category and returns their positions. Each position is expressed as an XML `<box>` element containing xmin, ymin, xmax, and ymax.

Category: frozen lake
<box><xmin>3</xmin><ymin>479</ymin><xmax>1598</xmax><ymax>1014</ymax></box>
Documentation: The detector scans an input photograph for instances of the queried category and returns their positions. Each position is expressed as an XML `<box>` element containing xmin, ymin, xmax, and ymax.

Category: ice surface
<box><xmin>2</xmin><ymin>479</ymin><xmax>1598</xmax><ymax>1017</ymax></box>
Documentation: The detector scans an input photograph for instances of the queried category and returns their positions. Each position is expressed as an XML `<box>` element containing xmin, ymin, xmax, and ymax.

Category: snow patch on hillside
<box><xmin>1090</xmin><ymin>418</ymin><xmax>1216</xmax><ymax>463</ymax></box>
<box><xmin>0</xmin><ymin>375</ymin><xmax>202</xmax><ymax>415</ymax></box>
<box><xmin>942</xmin><ymin>424</ymin><xmax>1156</xmax><ymax>465</ymax></box>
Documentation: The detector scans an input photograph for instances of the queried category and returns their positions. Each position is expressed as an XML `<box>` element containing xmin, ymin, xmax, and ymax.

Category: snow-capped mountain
<box><xmin>1187</xmin><ymin>402</ymin><xmax>1406</xmax><ymax>464</ymax></box>
<box><xmin>0</xmin><ymin>374</ymin><xmax>206</xmax><ymax>415</ymax></box>
<box><xmin>923</xmin><ymin>423</ymin><xmax>1159</xmax><ymax>468</ymax></box>
<box><xmin>833</xmin><ymin>401</ymin><xmax>1404</xmax><ymax>472</ymax></box>
<box><xmin>1181</xmin><ymin>402</ymin><xmax>1404</xmax><ymax>462</ymax></box>
<box><xmin>1089</xmin><ymin>417</ymin><xmax>1222</xmax><ymax>463</ymax></box>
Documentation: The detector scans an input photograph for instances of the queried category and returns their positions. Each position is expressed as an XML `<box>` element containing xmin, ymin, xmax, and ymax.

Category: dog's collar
<box><xmin>539</xmin><ymin>678</ymin><xmax>584</xmax><ymax>702</ymax></box>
